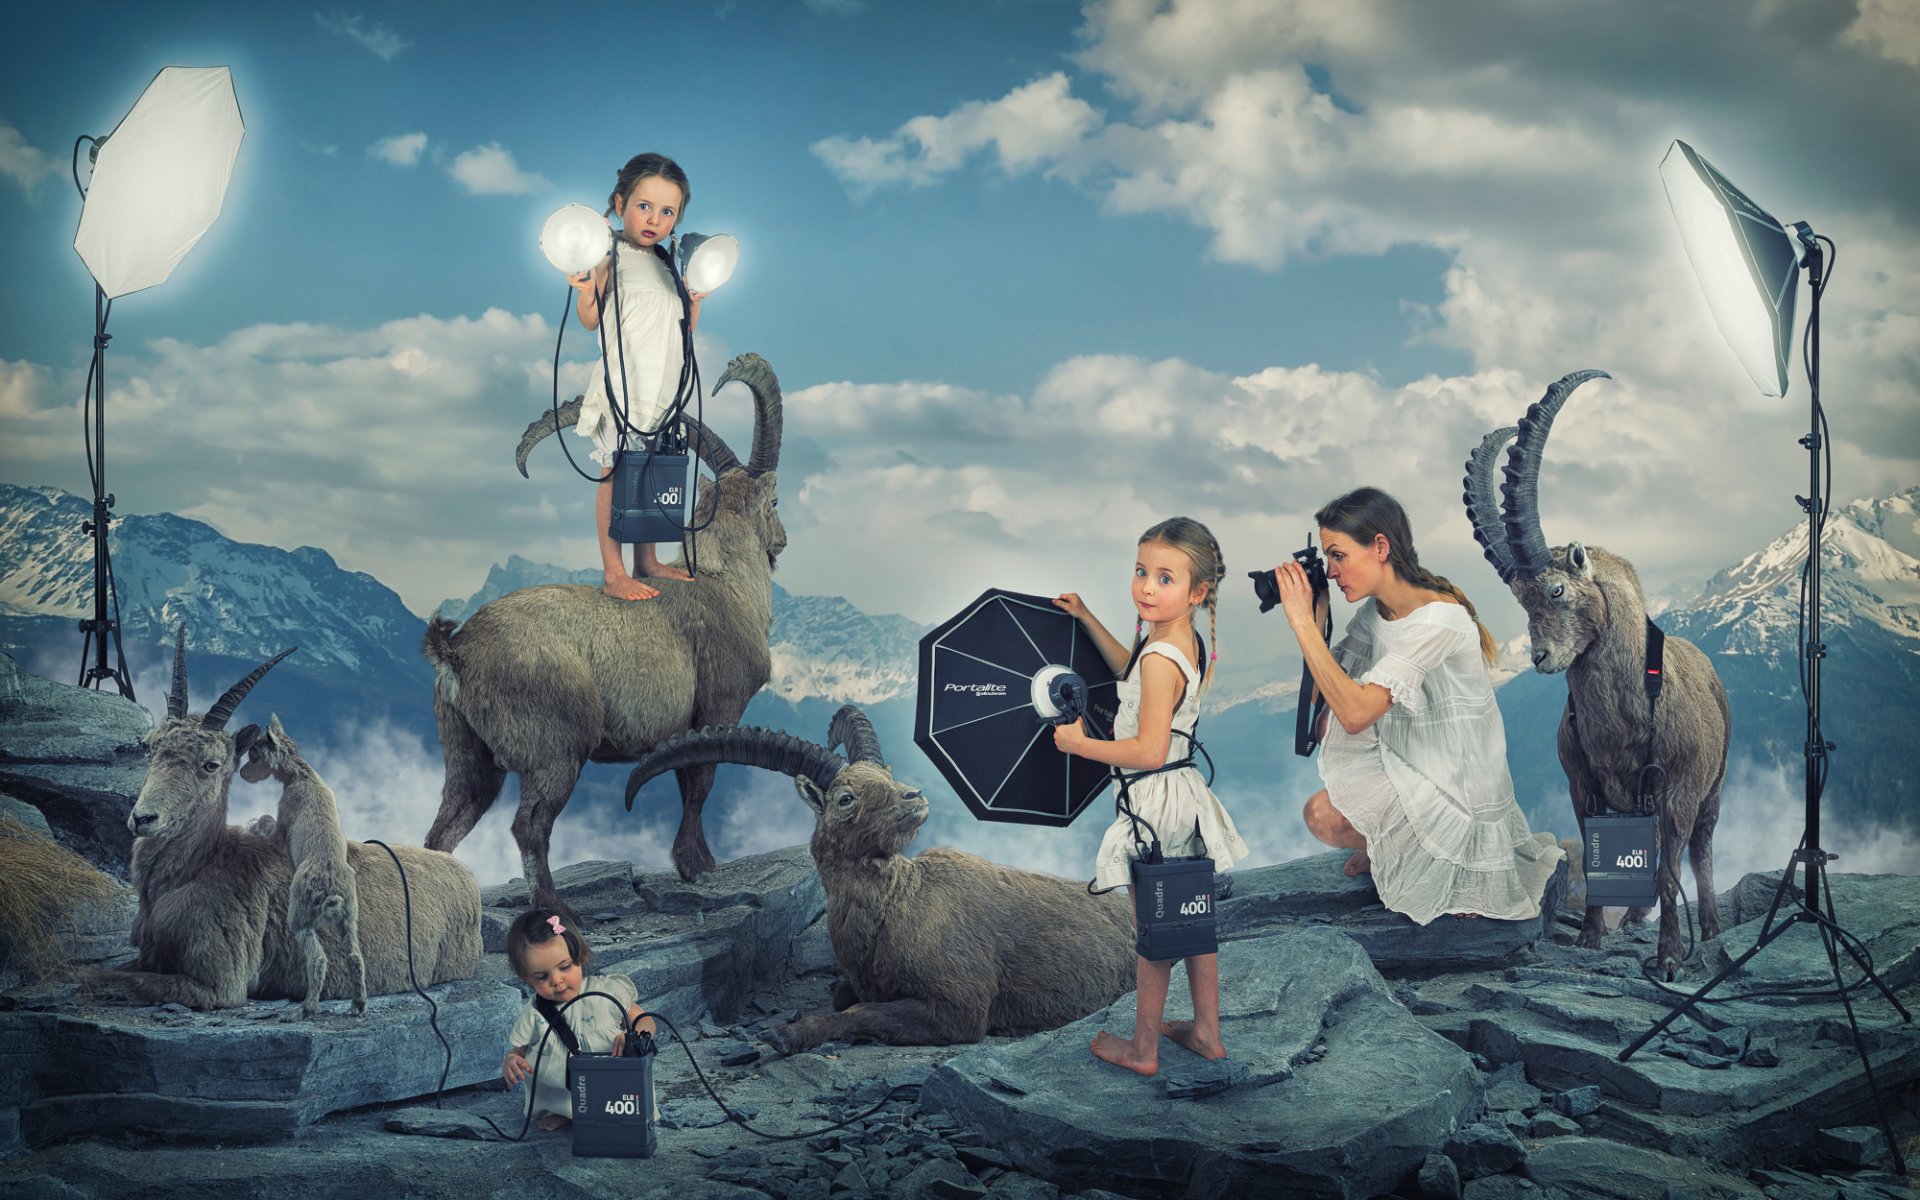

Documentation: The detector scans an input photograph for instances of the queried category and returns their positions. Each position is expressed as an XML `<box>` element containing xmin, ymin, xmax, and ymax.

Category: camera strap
<box><xmin>1293</xmin><ymin>603</ymin><xmax>1333</xmax><ymax>757</ymax></box>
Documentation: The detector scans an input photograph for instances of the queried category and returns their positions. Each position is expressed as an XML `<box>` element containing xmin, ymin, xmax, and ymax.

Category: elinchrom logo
<box><xmin>944</xmin><ymin>683</ymin><xmax>1007</xmax><ymax>697</ymax></box>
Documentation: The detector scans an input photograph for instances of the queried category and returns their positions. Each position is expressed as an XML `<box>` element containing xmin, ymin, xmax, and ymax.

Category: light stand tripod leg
<box><xmin>1813</xmin><ymin>866</ymin><xmax>1907</xmax><ymax>1174</ymax></box>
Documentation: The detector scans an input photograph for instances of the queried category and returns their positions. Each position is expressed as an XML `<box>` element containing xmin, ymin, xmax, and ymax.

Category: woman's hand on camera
<box><xmin>1053</xmin><ymin>593</ymin><xmax>1091</xmax><ymax>622</ymax></box>
<box><xmin>1274</xmin><ymin>562</ymin><xmax>1321</xmax><ymax>635</ymax></box>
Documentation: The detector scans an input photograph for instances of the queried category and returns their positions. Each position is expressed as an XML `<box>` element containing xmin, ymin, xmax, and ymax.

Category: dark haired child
<box><xmin>500</xmin><ymin>909</ymin><xmax>656</xmax><ymax>1131</ymax></box>
<box><xmin>568</xmin><ymin>151</ymin><xmax>709</xmax><ymax>601</ymax></box>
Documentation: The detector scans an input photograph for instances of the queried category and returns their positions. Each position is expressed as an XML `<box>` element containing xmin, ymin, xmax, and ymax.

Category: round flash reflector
<box><xmin>73</xmin><ymin>66</ymin><xmax>244</xmax><ymax>300</ymax></box>
<box><xmin>541</xmin><ymin>204</ymin><xmax>611</xmax><ymax>274</ymax></box>
<box><xmin>676</xmin><ymin>233</ymin><xmax>739</xmax><ymax>294</ymax></box>
<box><xmin>1659</xmin><ymin>140</ymin><xmax>1803</xmax><ymax>398</ymax></box>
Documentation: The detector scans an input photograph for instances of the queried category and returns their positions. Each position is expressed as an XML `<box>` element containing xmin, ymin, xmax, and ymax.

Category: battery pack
<box><xmin>568</xmin><ymin>1052</ymin><xmax>657</xmax><ymax>1159</ymax></box>
<box><xmin>608</xmin><ymin>449</ymin><xmax>693</xmax><ymax>544</ymax></box>
<box><xmin>1583</xmin><ymin>812</ymin><xmax>1660</xmax><ymax>908</ymax></box>
<box><xmin>1131</xmin><ymin>855</ymin><xmax>1217</xmax><ymax>961</ymax></box>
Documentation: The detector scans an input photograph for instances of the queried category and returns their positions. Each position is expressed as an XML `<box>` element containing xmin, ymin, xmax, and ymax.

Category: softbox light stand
<box><xmin>1619</xmin><ymin>232</ymin><xmax>1909</xmax><ymax>1172</ymax></box>
<box><xmin>77</xmin><ymin>274</ymin><xmax>133</xmax><ymax>699</ymax></box>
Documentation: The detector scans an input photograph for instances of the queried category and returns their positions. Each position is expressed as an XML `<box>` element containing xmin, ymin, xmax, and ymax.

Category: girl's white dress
<box><xmin>1320</xmin><ymin>599</ymin><xmax>1563</xmax><ymax>925</ymax></box>
<box><xmin>506</xmin><ymin>973</ymin><xmax>656</xmax><ymax>1120</ymax></box>
<box><xmin>574</xmin><ymin>241</ymin><xmax>686</xmax><ymax>468</ymax></box>
<box><xmin>1092</xmin><ymin>641</ymin><xmax>1250</xmax><ymax>892</ymax></box>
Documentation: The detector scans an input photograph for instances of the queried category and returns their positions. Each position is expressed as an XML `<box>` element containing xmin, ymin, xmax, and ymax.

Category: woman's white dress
<box><xmin>1092</xmin><ymin>641</ymin><xmax>1250</xmax><ymax>892</ymax></box>
<box><xmin>574</xmin><ymin>241</ymin><xmax>686</xmax><ymax>468</ymax></box>
<box><xmin>1319</xmin><ymin>599</ymin><xmax>1562</xmax><ymax>924</ymax></box>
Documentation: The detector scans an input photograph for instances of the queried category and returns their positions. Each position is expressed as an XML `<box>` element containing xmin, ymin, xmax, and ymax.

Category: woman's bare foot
<box><xmin>1162</xmin><ymin>1019</ymin><xmax>1227</xmax><ymax>1060</ymax></box>
<box><xmin>1090</xmin><ymin>1030</ymin><xmax>1158</xmax><ymax>1076</ymax></box>
<box><xmin>603</xmin><ymin>573</ymin><xmax>660</xmax><ymax>601</ymax></box>
<box><xmin>1342</xmin><ymin>849</ymin><xmax>1372</xmax><ymax>877</ymax></box>
<box><xmin>536</xmin><ymin>1113</ymin><xmax>571</xmax><ymax>1132</ymax></box>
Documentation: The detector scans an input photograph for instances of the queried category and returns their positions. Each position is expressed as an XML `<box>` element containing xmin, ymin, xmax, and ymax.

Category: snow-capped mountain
<box><xmin>0</xmin><ymin>483</ymin><xmax>424</xmax><ymax>677</ymax></box>
<box><xmin>1685</xmin><ymin>488</ymin><xmax>1920</xmax><ymax>650</ymax></box>
<box><xmin>432</xmin><ymin>554</ymin><xmax>601</xmax><ymax>625</ymax></box>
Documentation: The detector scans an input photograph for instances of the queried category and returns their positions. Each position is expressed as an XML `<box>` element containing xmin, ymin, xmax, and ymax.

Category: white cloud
<box><xmin>0</xmin><ymin>123</ymin><xmax>60</xmax><ymax>197</ymax></box>
<box><xmin>370</xmin><ymin>132</ymin><xmax>428</xmax><ymax>167</ymax></box>
<box><xmin>313</xmin><ymin>11</ymin><xmax>413</xmax><ymax>61</ymax></box>
<box><xmin>450</xmin><ymin>142</ymin><xmax>550</xmax><ymax>196</ymax></box>
<box><xmin>812</xmin><ymin>73</ymin><xmax>1103</xmax><ymax>196</ymax></box>
<box><xmin>1844</xmin><ymin>0</ymin><xmax>1920</xmax><ymax>65</ymax></box>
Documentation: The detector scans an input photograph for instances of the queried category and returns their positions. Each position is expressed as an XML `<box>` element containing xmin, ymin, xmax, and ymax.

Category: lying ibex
<box><xmin>92</xmin><ymin>630</ymin><xmax>480</xmax><ymax>1009</ymax></box>
<box><xmin>1464</xmin><ymin>370</ymin><xmax>1731</xmax><ymax>979</ymax></box>
<box><xmin>623</xmin><ymin>707</ymin><xmax>1136</xmax><ymax>1053</ymax></box>
<box><xmin>239</xmin><ymin>714</ymin><xmax>367</xmax><ymax>1020</ymax></box>
<box><xmin>423</xmin><ymin>353</ymin><xmax>787</xmax><ymax>923</ymax></box>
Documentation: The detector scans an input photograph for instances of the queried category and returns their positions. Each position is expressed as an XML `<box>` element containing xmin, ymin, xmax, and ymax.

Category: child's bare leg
<box><xmin>1164</xmin><ymin>953</ymin><xmax>1226</xmax><ymax>1060</ymax></box>
<box><xmin>596</xmin><ymin>479</ymin><xmax>659</xmax><ymax>600</ymax></box>
<box><xmin>1092</xmin><ymin>955</ymin><xmax>1171</xmax><ymax>1076</ymax></box>
<box><xmin>536</xmin><ymin>1112</ymin><xmax>571</xmax><ymax>1132</ymax></box>
<box><xmin>636</xmin><ymin>542</ymin><xmax>693</xmax><ymax>581</ymax></box>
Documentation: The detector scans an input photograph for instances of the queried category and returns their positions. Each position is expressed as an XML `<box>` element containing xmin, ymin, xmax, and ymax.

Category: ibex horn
<box><xmin>515</xmin><ymin>397</ymin><xmax>585</xmax><ymax>479</ymax></box>
<box><xmin>1462</xmin><ymin>427</ymin><xmax>1519</xmax><ymax>583</ymax></box>
<box><xmin>679</xmin><ymin>415</ymin><xmax>741</xmax><ymax>477</ymax></box>
<box><xmin>828</xmin><ymin>705</ymin><xmax>885</xmax><ymax>767</ymax></box>
<box><xmin>167</xmin><ymin>625</ymin><xmax>189</xmax><ymax>719</ymax></box>
<box><xmin>715</xmin><ymin>353</ymin><xmax>782</xmax><ymax>477</ymax></box>
<box><xmin>626</xmin><ymin>725</ymin><xmax>844</xmax><ymax>810</ymax></box>
<box><xmin>1500</xmin><ymin>370</ymin><xmax>1610</xmax><ymax>582</ymax></box>
<box><xmin>203</xmin><ymin>647</ymin><xmax>297</xmax><ymax>731</ymax></box>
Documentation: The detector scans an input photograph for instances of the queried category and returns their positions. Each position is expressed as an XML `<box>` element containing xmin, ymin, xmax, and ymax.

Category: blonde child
<box><xmin>569</xmin><ymin>152</ymin><xmax>709</xmax><ymax>601</ymax></box>
<box><xmin>1052</xmin><ymin>516</ymin><xmax>1249</xmax><ymax>1077</ymax></box>
<box><xmin>500</xmin><ymin>909</ymin><xmax>656</xmax><ymax>1131</ymax></box>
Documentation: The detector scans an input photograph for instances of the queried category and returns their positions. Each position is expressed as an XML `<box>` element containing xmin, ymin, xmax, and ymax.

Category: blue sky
<box><xmin>4</xmin><ymin>0</ymin><xmax>1917</xmax><ymax>690</ymax></box>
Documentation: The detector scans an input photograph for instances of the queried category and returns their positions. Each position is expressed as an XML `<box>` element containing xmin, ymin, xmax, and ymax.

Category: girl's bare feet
<box><xmin>603</xmin><ymin>573</ymin><xmax>660</xmax><ymax>601</ymax></box>
<box><xmin>1162</xmin><ymin>1019</ymin><xmax>1227</xmax><ymax>1060</ymax></box>
<box><xmin>1090</xmin><ymin>1030</ymin><xmax>1158</xmax><ymax>1076</ymax></box>
<box><xmin>1342</xmin><ymin>849</ymin><xmax>1372</xmax><ymax>877</ymax></box>
<box><xmin>637</xmin><ymin>545</ymin><xmax>694</xmax><ymax>582</ymax></box>
<box><xmin>536</xmin><ymin>1113</ymin><xmax>571</xmax><ymax>1132</ymax></box>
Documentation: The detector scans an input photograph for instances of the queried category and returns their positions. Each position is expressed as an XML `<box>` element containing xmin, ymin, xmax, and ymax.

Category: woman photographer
<box><xmin>1272</xmin><ymin>487</ymin><xmax>1561</xmax><ymax>923</ymax></box>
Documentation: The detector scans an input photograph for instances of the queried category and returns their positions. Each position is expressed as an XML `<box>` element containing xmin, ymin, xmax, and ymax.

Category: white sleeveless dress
<box><xmin>1319</xmin><ymin>599</ymin><xmax>1563</xmax><ymax>924</ymax></box>
<box><xmin>574</xmin><ymin>240</ymin><xmax>686</xmax><ymax>467</ymax></box>
<box><xmin>1091</xmin><ymin>640</ymin><xmax>1250</xmax><ymax>892</ymax></box>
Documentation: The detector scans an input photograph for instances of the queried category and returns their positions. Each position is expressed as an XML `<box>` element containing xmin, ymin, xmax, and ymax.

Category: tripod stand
<box><xmin>76</xmin><ymin>280</ymin><xmax>135</xmax><ymax>702</ymax></box>
<box><xmin>1619</xmin><ymin>231</ymin><xmax>1910</xmax><ymax>1173</ymax></box>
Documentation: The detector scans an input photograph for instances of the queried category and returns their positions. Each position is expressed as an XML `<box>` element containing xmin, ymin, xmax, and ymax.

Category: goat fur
<box><xmin>421</xmin><ymin>353</ymin><xmax>787</xmax><ymax>925</ymax></box>
<box><xmin>624</xmin><ymin>711</ymin><xmax>1137</xmax><ymax>1053</ymax></box>
<box><xmin>238</xmin><ymin>713</ymin><xmax>368</xmax><ymax>1019</ymax></box>
<box><xmin>95</xmin><ymin>674</ymin><xmax>480</xmax><ymax>1009</ymax></box>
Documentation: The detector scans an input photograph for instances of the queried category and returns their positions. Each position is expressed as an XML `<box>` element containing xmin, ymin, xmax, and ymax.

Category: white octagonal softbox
<box><xmin>74</xmin><ymin>66</ymin><xmax>245</xmax><ymax>300</ymax></box>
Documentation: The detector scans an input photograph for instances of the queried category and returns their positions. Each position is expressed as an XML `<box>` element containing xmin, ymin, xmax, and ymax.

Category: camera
<box><xmin>1249</xmin><ymin>534</ymin><xmax>1329</xmax><ymax>613</ymax></box>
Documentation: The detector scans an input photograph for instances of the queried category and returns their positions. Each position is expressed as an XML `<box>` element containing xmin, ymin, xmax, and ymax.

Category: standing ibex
<box><xmin>622</xmin><ymin>707</ymin><xmax>1137</xmax><ymax>1053</ymax></box>
<box><xmin>95</xmin><ymin>630</ymin><xmax>480</xmax><ymax>1009</ymax></box>
<box><xmin>239</xmin><ymin>714</ymin><xmax>368</xmax><ymax>1020</ymax></box>
<box><xmin>423</xmin><ymin>353</ymin><xmax>787</xmax><ymax>923</ymax></box>
<box><xmin>1463</xmin><ymin>370</ymin><xmax>1731</xmax><ymax>979</ymax></box>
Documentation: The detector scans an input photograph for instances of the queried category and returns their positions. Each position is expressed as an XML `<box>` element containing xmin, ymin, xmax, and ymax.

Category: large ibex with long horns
<box><xmin>622</xmin><ymin>707</ymin><xmax>1136</xmax><ymax>1053</ymax></box>
<box><xmin>1463</xmin><ymin>370</ymin><xmax>1731</xmax><ymax>979</ymax></box>
<box><xmin>422</xmin><ymin>353</ymin><xmax>788</xmax><ymax>924</ymax></box>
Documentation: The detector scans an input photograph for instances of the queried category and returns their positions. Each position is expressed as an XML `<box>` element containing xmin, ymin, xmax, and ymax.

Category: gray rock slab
<box><xmin>1520</xmin><ymin>1136</ymin><xmax>1765</xmax><ymax>1198</ymax></box>
<box><xmin>922</xmin><ymin>929</ymin><xmax>1483</xmax><ymax>1200</ymax></box>
<box><xmin>4</xmin><ymin>977</ymin><xmax>521</xmax><ymax>1148</ymax></box>
<box><xmin>1218</xmin><ymin>841</ymin><xmax>1567</xmax><ymax>976</ymax></box>
<box><xmin>0</xmin><ymin>656</ymin><xmax>152</xmax><ymax>875</ymax></box>
<box><xmin>1702</xmin><ymin>873</ymin><xmax>1920</xmax><ymax>996</ymax></box>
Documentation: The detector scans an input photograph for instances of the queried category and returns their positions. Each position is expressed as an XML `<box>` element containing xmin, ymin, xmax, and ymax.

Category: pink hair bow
<box><xmin>547</xmin><ymin>915</ymin><xmax>566</xmax><ymax>935</ymax></box>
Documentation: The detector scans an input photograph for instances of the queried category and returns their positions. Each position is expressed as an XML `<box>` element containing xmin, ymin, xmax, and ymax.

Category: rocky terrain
<box><xmin>3</xmin><ymin>656</ymin><xmax>1918</xmax><ymax>1199</ymax></box>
